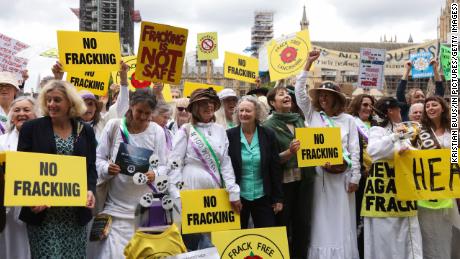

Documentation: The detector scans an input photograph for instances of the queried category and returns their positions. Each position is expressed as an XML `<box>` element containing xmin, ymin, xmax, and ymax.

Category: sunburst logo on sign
<box><xmin>267</xmin><ymin>30</ymin><xmax>312</xmax><ymax>81</ymax></box>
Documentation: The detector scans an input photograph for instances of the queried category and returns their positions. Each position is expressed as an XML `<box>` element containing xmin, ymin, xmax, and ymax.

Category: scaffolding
<box><xmin>250</xmin><ymin>11</ymin><xmax>274</xmax><ymax>56</ymax></box>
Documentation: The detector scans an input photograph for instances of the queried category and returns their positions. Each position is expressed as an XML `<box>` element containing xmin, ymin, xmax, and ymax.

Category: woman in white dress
<box><xmin>0</xmin><ymin>96</ymin><xmax>38</xmax><ymax>259</ymax></box>
<box><xmin>91</xmin><ymin>88</ymin><xmax>167</xmax><ymax>259</ymax></box>
<box><xmin>294</xmin><ymin>50</ymin><xmax>360</xmax><ymax>259</ymax></box>
<box><xmin>365</xmin><ymin>96</ymin><xmax>422</xmax><ymax>259</ymax></box>
<box><xmin>167</xmin><ymin>88</ymin><xmax>241</xmax><ymax>251</ymax></box>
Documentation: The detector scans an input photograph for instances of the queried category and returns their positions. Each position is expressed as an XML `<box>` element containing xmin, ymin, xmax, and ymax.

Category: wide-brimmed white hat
<box><xmin>0</xmin><ymin>72</ymin><xmax>19</xmax><ymax>90</ymax></box>
<box><xmin>308</xmin><ymin>81</ymin><xmax>346</xmax><ymax>105</ymax></box>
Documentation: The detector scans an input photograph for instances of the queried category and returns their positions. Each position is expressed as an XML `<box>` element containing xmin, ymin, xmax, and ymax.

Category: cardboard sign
<box><xmin>111</xmin><ymin>55</ymin><xmax>153</xmax><ymax>91</ymax></box>
<box><xmin>0</xmin><ymin>33</ymin><xmax>29</xmax><ymax>84</ymax></box>
<box><xmin>66</xmin><ymin>70</ymin><xmax>111</xmax><ymax>96</ymax></box>
<box><xmin>57</xmin><ymin>31</ymin><xmax>120</xmax><ymax>72</ymax></box>
<box><xmin>361</xmin><ymin>160</ymin><xmax>418</xmax><ymax>218</ymax></box>
<box><xmin>357</xmin><ymin>48</ymin><xmax>386</xmax><ymax>90</ymax></box>
<box><xmin>440</xmin><ymin>45</ymin><xmax>451</xmax><ymax>80</ymax></box>
<box><xmin>2</xmin><ymin>152</ymin><xmax>87</xmax><ymax>206</ymax></box>
<box><xmin>395</xmin><ymin>149</ymin><xmax>460</xmax><ymax>200</ymax></box>
<box><xmin>211</xmin><ymin>227</ymin><xmax>290</xmax><ymax>259</ymax></box>
<box><xmin>295</xmin><ymin>127</ymin><xmax>343</xmax><ymax>167</ymax></box>
<box><xmin>267</xmin><ymin>30</ymin><xmax>312</xmax><ymax>82</ymax></box>
<box><xmin>180</xmin><ymin>189</ymin><xmax>240</xmax><ymax>234</ymax></box>
<box><xmin>182</xmin><ymin>81</ymin><xmax>224</xmax><ymax>98</ymax></box>
<box><xmin>197</xmin><ymin>32</ymin><xmax>218</xmax><ymax>60</ymax></box>
<box><xmin>410</xmin><ymin>52</ymin><xmax>434</xmax><ymax>79</ymax></box>
<box><xmin>136</xmin><ymin>21</ymin><xmax>188</xmax><ymax>84</ymax></box>
<box><xmin>224</xmin><ymin>52</ymin><xmax>259</xmax><ymax>84</ymax></box>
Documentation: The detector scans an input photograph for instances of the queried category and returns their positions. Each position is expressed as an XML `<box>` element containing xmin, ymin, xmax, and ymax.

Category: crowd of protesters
<box><xmin>0</xmin><ymin>47</ymin><xmax>457</xmax><ymax>259</ymax></box>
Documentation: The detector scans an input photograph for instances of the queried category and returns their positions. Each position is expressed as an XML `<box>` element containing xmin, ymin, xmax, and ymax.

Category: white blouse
<box><xmin>96</xmin><ymin>119</ymin><xmax>167</xmax><ymax>219</ymax></box>
<box><xmin>167</xmin><ymin>122</ymin><xmax>240</xmax><ymax>201</ymax></box>
<box><xmin>294</xmin><ymin>70</ymin><xmax>361</xmax><ymax>184</ymax></box>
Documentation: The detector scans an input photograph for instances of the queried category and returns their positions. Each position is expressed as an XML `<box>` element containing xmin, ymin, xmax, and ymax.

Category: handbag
<box><xmin>93</xmin><ymin>119</ymin><xmax>121</xmax><ymax>216</ymax></box>
<box><xmin>322</xmin><ymin>159</ymin><xmax>348</xmax><ymax>174</ymax></box>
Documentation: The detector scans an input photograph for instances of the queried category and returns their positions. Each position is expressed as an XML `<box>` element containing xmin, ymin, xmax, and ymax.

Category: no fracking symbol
<box><xmin>201</xmin><ymin>38</ymin><xmax>214</xmax><ymax>51</ymax></box>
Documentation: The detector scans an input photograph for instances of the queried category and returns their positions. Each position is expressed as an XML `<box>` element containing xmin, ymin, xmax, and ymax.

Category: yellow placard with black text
<box><xmin>2</xmin><ymin>151</ymin><xmax>87</xmax><ymax>206</ymax></box>
<box><xmin>180</xmin><ymin>189</ymin><xmax>240</xmax><ymax>234</ymax></box>
<box><xmin>395</xmin><ymin>149</ymin><xmax>460</xmax><ymax>201</ymax></box>
<box><xmin>197</xmin><ymin>32</ymin><xmax>218</xmax><ymax>60</ymax></box>
<box><xmin>135</xmin><ymin>21</ymin><xmax>188</xmax><ymax>84</ymax></box>
<box><xmin>211</xmin><ymin>227</ymin><xmax>290</xmax><ymax>259</ymax></box>
<box><xmin>66</xmin><ymin>71</ymin><xmax>111</xmax><ymax>96</ymax></box>
<box><xmin>224</xmin><ymin>52</ymin><xmax>259</xmax><ymax>84</ymax></box>
<box><xmin>57</xmin><ymin>31</ymin><xmax>120</xmax><ymax>71</ymax></box>
<box><xmin>182</xmin><ymin>81</ymin><xmax>224</xmax><ymax>98</ymax></box>
<box><xmin>361</xmin><ymin>160</ymin><xmax>418</xmax><ymax>217</ymax></box>
<box><xmin>267</xmin><ymin>30</ymin><xmax>312</xmax><ymax>81</ymax></box>
<box><xmin>111</xmin><ymin>55</ymin><xmax>153</xmax><ymax>91</ymax></box>
<box><xmin>296</xmin><ymin>127</ymin><xmax>343</xmax><ymax>167</ymax></box>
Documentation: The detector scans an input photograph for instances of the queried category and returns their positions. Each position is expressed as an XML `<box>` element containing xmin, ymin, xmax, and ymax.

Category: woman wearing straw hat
<box><xmin>167</xmin><ymin>88</ymin><xmax>241</xmax><ymax>251</ymax></box>
<box><xmin>294</xmin><ymin>50</ymin><xmax>360</xmax><ymax>259</ymax></box>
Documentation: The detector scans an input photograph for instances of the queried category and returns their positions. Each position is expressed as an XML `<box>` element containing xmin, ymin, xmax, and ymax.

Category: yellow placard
<box><xmin>224</xmin><ymin>52</ymin><xmax>259</xmax><ymax>84</ymax></box>
<box><xmin>135</xmin><ymin>21</ymin><xmax>188</xmax><ymax>84</ymax></box>
<box><xmin>395</xmin><ymin>149</ymin><xmax>460</xmax><ymax>201</ymax></box>
<box><xmin>182</xmin><ymin>81</ymin><xmax>224</xmax><ymax>98</ymax></box>
<box><xmin>267</xmin><ymin>30</ymin><xmax>312</xmax><ymax>82</ymax></box>
<box><xmin>162</xmin><ymin>84</ymin><xmax>173</xmax><ymax>103</ymax></box>
<box><xmin>66</xmin><ymin>71</ymin><xmax>111</xmax><ymax>96</ymax></box>
<box><xmin>180</xmin><ymin>189</ymin><xmax>240</xmax><ymax>234</ymax></box>
<box><xmin>197</xmin><ymin>32</ymin><xmax>218</xmax><ymax>60</ymax></box>
<box><xmin>295</xmin><ymin>127</ymin><xmax>343</xmax><ymax>167</ymax></box>
<box><xmin>111</xmin><ymin>55</ymin><xmax>153</xmax><ymax>91</ymax></box>
<box><xmin>57</xmin><ymin>31</ymin><xmax>121</xmax><ymax>72</ymax></box>
<box><xmin>361</xmin><ymin>160</ymin><xmax>418</xmax><ymax>217</ymax></box>
<box><xmin>211</xmin><ymin>227</ymin><xmax>290</xmax><ymax>259</ymax></box>
<box><xmin>3</xmin><ymin>152</ymin><xmax>87</xmax><ymax>206</ymax></box>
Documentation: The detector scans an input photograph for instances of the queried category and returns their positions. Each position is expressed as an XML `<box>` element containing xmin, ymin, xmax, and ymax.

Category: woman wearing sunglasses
<box><xmin>167</xmin><ymin>98</ymin><xmax>191</xmax><ymax>135</ymax></box>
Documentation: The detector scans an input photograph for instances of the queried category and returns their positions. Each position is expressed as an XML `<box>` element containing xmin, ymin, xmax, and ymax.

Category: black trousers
<box><xmin>240</xmin><ymin>196</ymin><xmax>276</xmax><ymax>229</ymax></box>
<box><xmin>276</xmin><ymin>168</ymin><xmax>315</xmax><ymax>258</ymax></box>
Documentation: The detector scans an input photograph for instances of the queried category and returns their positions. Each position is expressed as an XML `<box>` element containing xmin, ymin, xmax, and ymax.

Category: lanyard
<box><xmin>120</xmin><ymin>117</ymin><xmax>130</xmax><ymax>144</ymax></box>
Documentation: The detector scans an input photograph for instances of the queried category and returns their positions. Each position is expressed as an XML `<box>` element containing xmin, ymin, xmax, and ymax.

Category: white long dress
<box><xmin>0</xmin><ymin>128</ymin><xmax>31</xmax><ymax>259</ymax></box>
<box><xmin>365</xmin><ymin>125</ymin><xmax>423</xmax><ymax>259</ymax></box>
<box><xmin>89</xmin><ymin>120</ymin><xmax>167</xmax><ymax>259</ymax></box>
<box><xmin>295</xmin><ymin>71</ymin><xmax>360</xmax><ymax>259</ymax></box>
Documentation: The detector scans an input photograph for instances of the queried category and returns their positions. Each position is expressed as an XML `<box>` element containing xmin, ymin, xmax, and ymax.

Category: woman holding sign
<box><xmin>366</xmin><ymin>97</ymin><xmax>422</xmax><ymax>259</ymax></box>
<box><xmin>0</xmin><ymin>96</ymin><xmax>38</xmax><ymax>259</ymax></box>
<box><xmin>227</xmin><ymin>95</ymin><xmax>283</xmax><ymax>229</ymax></box>
<box><xmin>93</xmin><ymin>88</ymin><xmax>167</xmax><ymax>259</ymax></box>
<box><xmin>16</xmin><ymin>80</ymin><xmax>97</xmax><ymax>258</ymax></box>
<box><xmin>168</xmin><ymin>88</ymin><xmax>241</xmax><ymax>251</ymax></box>
<box><xmin>412</xmin><ymin>96</ymin><xmax>458</xmax><ymax>259</ymax></box>
<box><xmin>294</xmin><ymin>50</ymin><xmax>360</xmax><ymax>259</ymax></box>
<box><xmin>263</xmin><ymin>85</ymin><xmax>314</xmax><ymax>259</ymax></box>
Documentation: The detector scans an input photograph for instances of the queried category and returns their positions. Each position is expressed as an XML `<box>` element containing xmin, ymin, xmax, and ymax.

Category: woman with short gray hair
<box><xmin>227</xmin><ymin>95</ymin><xmax>282</xmax><ymax>229</ymax></box>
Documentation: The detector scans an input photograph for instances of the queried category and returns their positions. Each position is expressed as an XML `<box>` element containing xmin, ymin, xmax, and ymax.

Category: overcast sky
<box><xmin>0</xmin><ymin>0</ymin><xmax>445</xmax><ymax>90</ymax></box>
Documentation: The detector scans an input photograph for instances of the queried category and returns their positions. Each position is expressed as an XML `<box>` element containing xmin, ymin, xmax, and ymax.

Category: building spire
<box><xmin>408</xmin><ymin>34</ymin><xmax>413</xmax><ymax>43</ymax></box>
<box><xmin>300</xmin><ymin>4</ymin><xmax>309</xmax><ymax>30</ymax></box>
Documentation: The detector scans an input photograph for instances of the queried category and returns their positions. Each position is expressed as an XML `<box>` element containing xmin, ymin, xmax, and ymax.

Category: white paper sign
<box><xmin>357</xmin><ymin>48</ymin><xmax>386</xmax><ymax>90</ymax></box>
<box><xmin>0</xmin><ymin>33</ymin><xmax>29</xmax><ymax>84</ymax></box>
<box><xmin>165</xmin><ymin>247</ymin><xmax>219</xmax><ymax>259</ymax></box>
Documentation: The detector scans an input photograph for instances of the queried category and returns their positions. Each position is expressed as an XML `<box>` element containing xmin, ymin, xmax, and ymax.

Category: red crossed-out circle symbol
<box><xmin>201</xmin><ymin>38</ymin><xmax>214</xmax><ymax>51</ymax></box>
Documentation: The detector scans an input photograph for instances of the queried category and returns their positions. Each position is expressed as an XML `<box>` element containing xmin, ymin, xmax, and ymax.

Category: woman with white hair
<box><xmin>151</xmin><ymin>101</ymin><xmax>174</xmax><ymax>152</ymax></box>
<box><xmin>0</xmin><ymin>96</ymin><xmax>38</xmax><ymax>259</ymax></box>
<box><xmin>227</xmin><ymin>95</ymin><xmax>282</xmax><ymax>229</ymax></box>
<box><xmin>17</xmin><ymin>80</ymin><xmax>97</xmax><ymax>258</ymax></box>
<box><xmin>167</xmin><ymin>98</ymin><xmax>191</xmax><ymax>135</ymax></box>
<box><xmin>216</xmin><ymin>89</ymin><xmax>238</xmax><ymax>129</ymax></box>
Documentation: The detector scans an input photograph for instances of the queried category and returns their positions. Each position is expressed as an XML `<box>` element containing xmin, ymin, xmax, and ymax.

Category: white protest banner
<box><xmin>0</xmin><ymin>33</ymin><xmax>29</xmax><ymax>84</ymax></box>
<box><xmin>358</xmin><ymin>48</ymin><xmax>386</xmax><ymax>90</ymax></box>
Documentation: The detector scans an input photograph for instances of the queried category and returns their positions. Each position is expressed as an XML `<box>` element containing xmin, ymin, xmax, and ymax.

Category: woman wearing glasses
<box><xmin>167</xmin><ymin>98</ymin><xmax>191</xmax><ymax>135</ymax></box>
